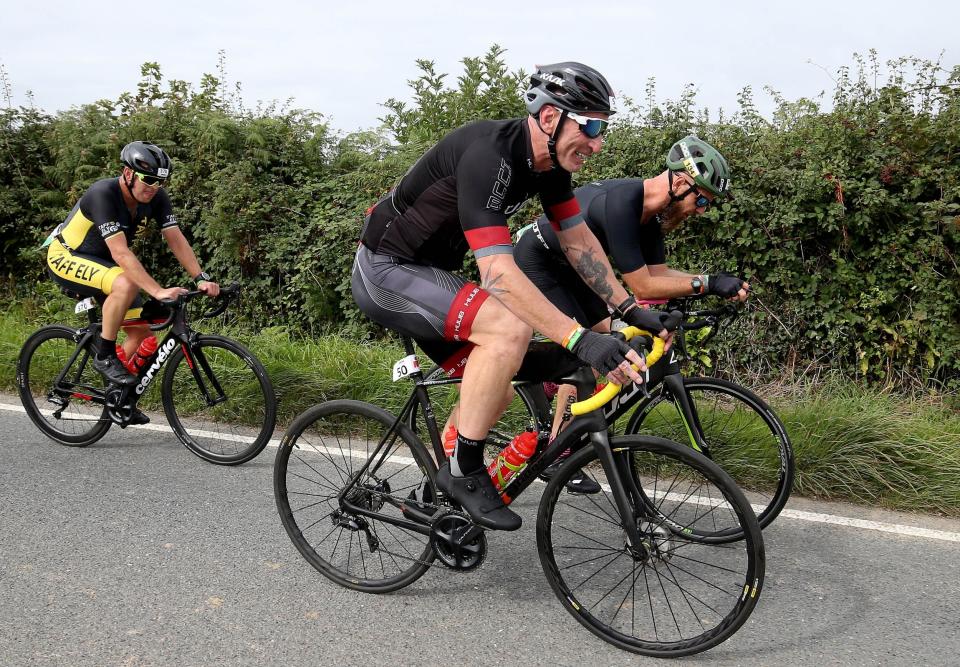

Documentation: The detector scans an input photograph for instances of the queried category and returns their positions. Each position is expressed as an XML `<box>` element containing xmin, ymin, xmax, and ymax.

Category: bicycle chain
<box><xmin>348</xmin><ymin>486</ymin><xmax>480</xmax><ymax>572</ymax></box>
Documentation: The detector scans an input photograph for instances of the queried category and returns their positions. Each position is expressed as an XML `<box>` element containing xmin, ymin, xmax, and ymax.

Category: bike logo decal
<box><xmin>602</xmin><ymin>375</ymin><xmax>647</xmax><ymax>418</ymax></box>
<box><xmin>135</xmin><ymin>338</ymin><xmax>178</xmax><ymax>395</ymax></box>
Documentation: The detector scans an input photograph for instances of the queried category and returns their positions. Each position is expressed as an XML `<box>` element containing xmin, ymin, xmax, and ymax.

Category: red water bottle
<box><xmin>115</xmin><ymin>344</ymin><xmax>130</xmax><ymax>371</ymax></box>
<box><xmin>442</xmin><ymin>424</ymin><xmax>457</xmax><ymax>458</ymax></box>
<box><xmin>127</xmin><ymin>336</ymin><xmax>159</xmax><ymax>374</ymax></box>
<box><xmin>487</xmin><ymin>431</ymin><xmax>538</xmax><ymax>492</ymax></box>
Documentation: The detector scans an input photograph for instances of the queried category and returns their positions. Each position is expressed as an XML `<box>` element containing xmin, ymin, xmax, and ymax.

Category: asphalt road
<box><xmin>1</xmin><ymin>398</ymin><xmax>958</xmax><ymax>667</ymax></box>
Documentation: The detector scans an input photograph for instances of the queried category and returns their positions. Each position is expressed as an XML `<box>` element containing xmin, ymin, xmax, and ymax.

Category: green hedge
<box><xmin>2</xmin><ymin>48</ymin><xmax>958</xmax><ymax>388</ymax></box>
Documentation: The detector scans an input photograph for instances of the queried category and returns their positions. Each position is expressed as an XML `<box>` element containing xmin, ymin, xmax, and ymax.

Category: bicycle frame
<box><xmin>335</xmin><ymin>336</ymin><xmax>661</xmax><ymax>551</ymax></box>
<box><xmin>54</xmin><ymin>297</ymin><xmax>230</xmax><ymax>420</ymax></box>
<box><xmin>528</xmin><ymin>308</ymin><xmax>737</xmax><ymax>456</ymax></box>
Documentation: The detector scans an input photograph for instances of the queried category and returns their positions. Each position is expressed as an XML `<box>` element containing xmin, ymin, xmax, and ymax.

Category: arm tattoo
<box><xmin>571</xmin><ymin>247</ymin><xmax>615</xmax><ymax>302</ymax></box>
<box><xmin>480</xmin><ymin>266</ymin><xmax>510</xmax><ymax>298</ymax></box>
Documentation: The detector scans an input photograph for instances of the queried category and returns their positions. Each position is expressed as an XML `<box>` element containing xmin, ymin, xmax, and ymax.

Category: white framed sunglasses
<box><xmin>566</xmin><ymin>111</ymin><xmax>610</xmax><ymax>139</ymax></box>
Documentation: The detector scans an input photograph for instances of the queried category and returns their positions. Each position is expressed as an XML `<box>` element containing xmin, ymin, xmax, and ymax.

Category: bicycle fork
<box><xmin>662</xmin><ymin>373</ymin><xmax>710</xmax><ymax>457</ymax></box>
<box><xmin>586</xmin><ymin>424</ymin><xmax>652</xmax><ymax>556</ymax></box>
<box><xmin>179</xmin><ymin>336</ymin><xmax>228</xmax><ymax>408</ymax></box>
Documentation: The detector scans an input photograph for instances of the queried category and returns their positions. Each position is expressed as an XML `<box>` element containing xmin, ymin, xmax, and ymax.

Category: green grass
<box><xmin>3</xmin><ymin>300</ymin><xmax>958</xmax><ymax>516</ymax></box>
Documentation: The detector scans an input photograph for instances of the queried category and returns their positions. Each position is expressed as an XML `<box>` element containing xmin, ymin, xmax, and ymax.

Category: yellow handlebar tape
<box><xmin>569</xmin><ymin>327</ymin><xmax>665</xmax><ymax>416</ymax></box>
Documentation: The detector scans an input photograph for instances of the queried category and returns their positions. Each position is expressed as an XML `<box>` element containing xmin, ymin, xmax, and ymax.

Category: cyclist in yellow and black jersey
<box><xmin>45</xmin><ymin>141</ymin><xmax>219</xmax><ymax>397</ymax></box>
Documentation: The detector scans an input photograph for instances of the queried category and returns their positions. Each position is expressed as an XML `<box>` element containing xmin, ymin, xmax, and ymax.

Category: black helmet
<box><xmin>525</xmin><ymin>62</ymin><xmax>616</xmax><ymax>116</ymax></box>
<box><xmin>120</xmin><ymin>141</ymin><xmax>172</xmax><ymax>178</ymax></box>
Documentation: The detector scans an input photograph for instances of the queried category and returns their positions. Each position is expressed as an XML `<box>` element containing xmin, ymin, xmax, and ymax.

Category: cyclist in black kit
<box><xmin>44</xmin><ymin>142</ymin><xmax>219</xmax><ymax>408</ymax></box>
<box><xmin>352</xmin><ymin>62</ymin><xmax>678</xmax><ymax>530</ymax></box>
<box><xmin>514</xmin><ymin>135</ymin><xmax>749</xmax><ymax>486</ymax></box>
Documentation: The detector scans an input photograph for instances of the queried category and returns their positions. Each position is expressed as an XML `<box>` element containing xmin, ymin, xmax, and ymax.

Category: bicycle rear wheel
<box><xmin>16</xmin><ymin>325</ymin><xmax>111</xmax><ymax>447</ymax></box>
<box><xmin>161</xmin><ymin>335</ymin><xmax>276</xmax><ymax>465</ymax></box>
<box><xmin>624</xmin><ymin>377</ymin><xmax>793</xmax><ymax>530</ymax></box>
<box><xmin>537</xmin><ymin>435</ymin><xmax>764</xmax><ymax>657</ymax></box>
<box><xmin>275</xmin><ymin>399</ymin><xmax>439</xmax><ymax>593</ymax></box>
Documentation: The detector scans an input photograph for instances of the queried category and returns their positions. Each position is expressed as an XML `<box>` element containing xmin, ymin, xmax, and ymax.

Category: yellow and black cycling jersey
<box><xmin>51</xmin><ymin>177</ymin><xmax>178</xmax><ymax>258</ymax></box>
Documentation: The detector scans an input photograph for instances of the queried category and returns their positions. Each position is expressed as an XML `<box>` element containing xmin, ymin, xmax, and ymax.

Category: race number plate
<box><xmin>392</xmin><ymin>354</ymin><xmax>420</xmax><ymax>382</ymax></box>
<box><xmin>74</xmin><ymin>297</ymin><xmax>96</xmax><ymax>314</ymax></box>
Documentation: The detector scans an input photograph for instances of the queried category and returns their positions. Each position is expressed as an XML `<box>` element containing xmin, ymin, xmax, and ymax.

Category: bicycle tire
<box><xmin>16</xmin><ymin>325</ymin><xmax>111</xmax><ymax>447</ymax></box>
<box><xmin>161</xmin><ymin>335</ymin><xmax>276</xmax><ymax>465</ymax></box>
<box><xmin>537</xmin><ymin>435</ymin><xmax>764</xmax><ymax>657</ymax></box>
<box><xmin>624</xmin><ymin>377</ymin><xmax>793</xmax><ymax>530</ymax></box>
<box><xmin>275</xmin><ymin>399</ymin><xmax>439</xmax><ymax>593</ymax></box>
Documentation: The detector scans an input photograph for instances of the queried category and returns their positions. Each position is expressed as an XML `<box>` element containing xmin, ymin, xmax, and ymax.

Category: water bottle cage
<box><xmin>490</xmin><ymin>455</ymin><xmax>526</xmax><ymax>489</ymax></box>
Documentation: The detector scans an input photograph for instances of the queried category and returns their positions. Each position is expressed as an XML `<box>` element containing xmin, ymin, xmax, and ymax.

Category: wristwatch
<box><xmin>194</xmin><ymin>271</ymin><xmax>212</xmax><ymax>284</ymax></box>
<box><xmin>691</xmin><ymin>276</ymin><xmax>704</xmax><ymax>294</ymax></box>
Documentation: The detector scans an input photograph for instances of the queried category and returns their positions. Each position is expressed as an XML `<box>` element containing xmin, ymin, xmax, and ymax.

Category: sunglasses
<box><xmin>135</xmin><ymin>171</ymin><xmax>167</xmax><ymax>188</ymax></box>
<box><xmin>677</xmin><ymin>180</ymin><xmax>712</xmax><ymax>209</ymax></box>
<box><xmin>566</xmin><ymin>111</ymin><xmax>610</xmax><ymax>139</ymax></box>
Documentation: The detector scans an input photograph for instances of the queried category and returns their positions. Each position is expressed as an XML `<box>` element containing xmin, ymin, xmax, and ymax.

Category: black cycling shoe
<box><xmin>539</xmin><ymin>460</ymin><xmax>602</xmax><ymax>495</ymax></box>
<box><xmin>93</xmin><ymin>354</ymin><xmax>136</xmax><ymax>386</ymax></box>
<box><xmin>128</xmin><ymin>408</ymin><xmax>150</xmax><ymax>426</ymax></box>
<box><xmin>436</xmin><ymin>463</ymin><xmax>522</xmax><ymax>531</ymax></box>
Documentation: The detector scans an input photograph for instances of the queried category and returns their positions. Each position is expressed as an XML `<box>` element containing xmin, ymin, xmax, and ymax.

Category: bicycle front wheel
<box><xmin>537</xmin><ymin>435</ymin><xmax>764</xmax><ymax>658</ymax></box>
<box><xmin>161</xmin><ymin>335</ymin><xmax>276</xmax><ymax>465</ymax></box>
<box><xmin>275</xmin><ymin>399</ymin><xmax>439</xmax><ymax>593</ymax></box>
<box><xmin>16</xmin><ymin>325</ymin><xmax>111</xmax><ymax>447</ymax></box>
<box><xmin>624</xmin><ymin>377</ymin><xmax>794</xmax><ymax>530</ymax></box>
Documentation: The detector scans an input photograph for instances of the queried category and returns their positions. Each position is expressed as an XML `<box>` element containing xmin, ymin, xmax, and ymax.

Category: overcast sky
<box><xmin>2</xmin><ymin>0</ymin><xmax>956</xmax><ymax>134</ymax></box>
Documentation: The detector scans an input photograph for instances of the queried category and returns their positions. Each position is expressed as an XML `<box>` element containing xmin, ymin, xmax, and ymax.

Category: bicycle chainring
<box><xmin>429</xmin><ymin>510</ymin><xmax>486</xmax><ymax>572</ymax></box>
<box><xmin>104</xmin><ymin>387</ymin><xmax>133</xmax><ymax>426</ymax></box>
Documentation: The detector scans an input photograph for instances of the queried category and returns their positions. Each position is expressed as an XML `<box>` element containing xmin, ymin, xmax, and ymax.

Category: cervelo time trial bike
<box><xmin>16</xmin><ymin>283</ymin><xmax>277</xmax><ymax>465</ymax></box>
<box><xmin>274</xmin><ymin>328</ymin><xmax>764</xmax><ymax>658</ymax></box>
<box><xmin>411</xmin><ymin>297</ymin><xmax>794</xmax><ymax>530</ymax></box>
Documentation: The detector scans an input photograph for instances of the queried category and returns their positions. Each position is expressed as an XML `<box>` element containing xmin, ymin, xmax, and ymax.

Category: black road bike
<box><xmin>274</xmin><ymin>329</ymin><xmax>764</xmax><ymax>658</ymax></box>
<box><xmin>17</xmin><ymin>284</ymin><xmax>277</xmax><ymax>465</ymax></box>
<box><xmin>411</xmin><ymin>299</ymin><xmax>794</xmax><ymax>530</ymax></box>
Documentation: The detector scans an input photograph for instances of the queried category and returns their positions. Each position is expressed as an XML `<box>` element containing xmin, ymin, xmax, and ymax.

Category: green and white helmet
<box><xmin>666</xmin><ymin>135</ymin><xmax>731</xmax><ymax>197</ymax></box>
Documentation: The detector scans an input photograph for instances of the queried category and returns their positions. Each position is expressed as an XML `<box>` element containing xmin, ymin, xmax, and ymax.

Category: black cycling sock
<box><xmin>98</xmin><ymin>335</ymin><xmax>117</xmax><ymax>358</ymax></box>
<box><xmin>450</xmin><ymin>433</ymin><xmax>485</xmax><ymax>477</ymax></box>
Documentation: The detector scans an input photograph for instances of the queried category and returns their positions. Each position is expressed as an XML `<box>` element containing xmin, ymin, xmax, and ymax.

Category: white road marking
<box><xmin>5</xmin><ymin>400</ymin><xmax>959</xmax><ymax>543</ymax></box>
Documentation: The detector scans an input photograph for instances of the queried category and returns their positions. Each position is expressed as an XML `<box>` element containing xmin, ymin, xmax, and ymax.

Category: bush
<box><xmin>1</xmin><ymin>48</ymin><xmax>957</xmax><ymax>388</ymax></box>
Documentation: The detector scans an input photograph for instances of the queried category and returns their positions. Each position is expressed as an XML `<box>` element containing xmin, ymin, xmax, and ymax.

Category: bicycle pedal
<box><xmin>47</xmin><ymin>395</ymin><xmax>68</xmax><ymax>408</ymax></box>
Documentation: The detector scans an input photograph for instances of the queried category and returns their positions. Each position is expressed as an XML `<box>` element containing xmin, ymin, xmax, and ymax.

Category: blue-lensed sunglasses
<box><xmin>567</xmin><ymin>111</ymin><xmax>610</xmax><ymax>139</ymax></box>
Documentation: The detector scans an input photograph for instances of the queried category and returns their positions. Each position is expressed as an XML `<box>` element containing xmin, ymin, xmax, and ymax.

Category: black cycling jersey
<box><xmin>53</xmin><ymin>177</ymin><xmax>178</xmax><ymax>258</ymax></box>
<box><xmin>514</xmin><ymin>178</ymin><xmax>666</xmax><ymax>329</ymax></box>
<box><xmin>360</xmin><ymin>118</ymin><xmax>583</xmax><ymax>271</ymax></box>
<box><xmin>520</xmin><ymin>178</ymin><xmax>665</xmax><ymax>273</ymax></box>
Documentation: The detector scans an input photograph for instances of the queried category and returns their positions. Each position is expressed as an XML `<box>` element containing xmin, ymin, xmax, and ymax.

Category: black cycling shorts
<box><xmin>352</xmin><ymin>244</ymin><xmax>491</xmax><ymax>378</ymax></box>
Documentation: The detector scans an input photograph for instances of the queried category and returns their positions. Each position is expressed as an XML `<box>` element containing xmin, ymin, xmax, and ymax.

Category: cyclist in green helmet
<box><xmin>514</xmin><ymin>135</ymin><xmax>748</xmax><ymax>490</ymax></box>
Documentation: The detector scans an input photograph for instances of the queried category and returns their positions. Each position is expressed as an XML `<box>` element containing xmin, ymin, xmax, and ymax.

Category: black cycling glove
<box><xmin>708</xmin><ymin>273</ymin><xmax>747</xmax><ymax>298</ymax></box>
<box><xmin>621</xmin><ymin>303</ymin><xmax>684</xmax><ymax>334</ymax></box>
<box><xmin>571</xmin><ymin>330</ymin><xmax>634</xmax><ymax>376</ymax></box>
